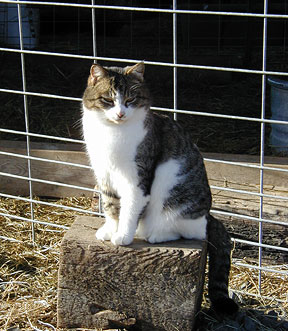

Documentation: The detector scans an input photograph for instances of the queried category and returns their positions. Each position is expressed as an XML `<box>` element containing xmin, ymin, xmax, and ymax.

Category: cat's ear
<box><xmin>125</xmin><ymin>62</ymin><xmax>145</xmax><ymax>82</ymax></box>
<box><xmin>88</xmin><ymin>64</ymin><xmax>108</xmax><ymax>86</ymax></box>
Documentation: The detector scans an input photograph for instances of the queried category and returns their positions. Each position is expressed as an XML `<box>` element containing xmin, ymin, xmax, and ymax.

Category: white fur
<box><xmin>82</xmin><ymin>101</ymin><xmax>150</xmax><ymax>245</ymax></box>
<box><xmin>104</xmin><ymin>92</ymin><xmax>133</xmax><ymax>124</ymax></box>
<box><xmin>95</xmin><ymin>216</ymin><xmax>118</xmax><ymax>241</ymax></box>
<box><xmin>136</xmin><ymin>159</ymin><xmax>207</xmax><ymax>243</ymax></box>
<box><xmin>83</xmin><ymin>102</ymin><xmax>207</xmax><ymax>246</ymax></box>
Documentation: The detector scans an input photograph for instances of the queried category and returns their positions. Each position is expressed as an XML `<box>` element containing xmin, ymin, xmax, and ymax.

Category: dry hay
<box><xmin>0</xmin><ymin>197</ymin><xmax>287</xmax><ymax>330</ymax></box>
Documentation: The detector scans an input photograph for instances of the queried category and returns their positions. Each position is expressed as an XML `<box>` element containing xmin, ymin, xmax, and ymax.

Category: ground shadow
<box><xmin>195</xmin><ymin>307</ymin><xmax>288</xmax><ymax>331</ymax></box>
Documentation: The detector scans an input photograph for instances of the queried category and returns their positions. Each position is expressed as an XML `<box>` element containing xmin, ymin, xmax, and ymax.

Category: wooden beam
<box><xmin>0</xmin><ymin>140</ymin><xmax>287</xmax><ymax>199</ymax></box>
<box><xmin>0</xmin><ymin>140</ymin><xmax>92</xmax><ymax>197</ymax></box>
<box><xmin>204</xmin><ymin>152</ymin><xmax>288</xmax><ymax>191</ymax></box>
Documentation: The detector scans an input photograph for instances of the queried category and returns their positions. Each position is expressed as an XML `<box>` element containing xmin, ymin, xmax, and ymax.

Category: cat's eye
<box><xmin>125</xmin><ymin>97</ymin><xmax>136</xmax><ymax>106</ymax></box>
<box><xmin>100</xmin><ymin>97</ymin><xmax>114</xmax><ymax>106</ymax></box>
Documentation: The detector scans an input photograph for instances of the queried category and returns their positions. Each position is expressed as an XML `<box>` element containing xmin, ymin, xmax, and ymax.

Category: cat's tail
<box><xmin>207</xmin><ymin>214</ymin><xmax>239</xmax><ymax>315</ymax></box>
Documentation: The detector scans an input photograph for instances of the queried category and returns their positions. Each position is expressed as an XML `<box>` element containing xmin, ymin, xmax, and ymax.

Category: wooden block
<box><xmin>57</xmin><ymin>216</ymin><xmax>207</xmax><ymax>331</ymax></box>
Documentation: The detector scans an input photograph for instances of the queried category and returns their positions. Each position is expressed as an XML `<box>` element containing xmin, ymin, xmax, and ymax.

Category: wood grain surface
<box><xmin>57</xmin><ymin>216</ymin><xmax>207</xmax><ymax>330</ymax></box>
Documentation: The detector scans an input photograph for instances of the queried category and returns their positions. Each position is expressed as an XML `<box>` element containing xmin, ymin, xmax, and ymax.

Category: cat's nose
<box><xmin>117</xmin><ymin>112</ymin><xmax>125</xmax><ymax>118</ymax></box>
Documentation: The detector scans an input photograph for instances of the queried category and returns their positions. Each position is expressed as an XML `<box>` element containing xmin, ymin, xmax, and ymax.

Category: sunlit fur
<box><xmin>82</xmin><ymin>63</ymin><xmax>238</xmax><ymax>314</ymax></box>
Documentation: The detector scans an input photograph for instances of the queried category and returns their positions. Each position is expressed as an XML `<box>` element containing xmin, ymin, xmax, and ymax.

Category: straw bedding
<box><xmin>0</xmin><ymin>197</ymin><xmax>287</xmax><ymax>330</ymax></box>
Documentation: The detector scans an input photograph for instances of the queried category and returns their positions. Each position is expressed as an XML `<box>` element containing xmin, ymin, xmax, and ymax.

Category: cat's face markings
<box><xmin>84</xmin><ymin>62</ymin><xmax>147</xmax><ymax>125</ymax></box>
<box><xmin>88</xmin><ymin>62</ymin><xmax>144</xmax><ymax>87</ymax></box>
<box><xmin>104</xmin><ymin>91</ymin><xmax>130</xmax><ymax>124</ymax></box>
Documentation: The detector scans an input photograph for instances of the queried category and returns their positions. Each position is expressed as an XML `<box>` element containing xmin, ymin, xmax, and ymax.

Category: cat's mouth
<box><xmin>104</xmin><ymin>107</ymin><xmax>129</xmax><ymax>124</ymax></box>
<box><xmin>109</xmin><ymin>116</ymin><xmax>126</xmax><ymax>124</ymax></box>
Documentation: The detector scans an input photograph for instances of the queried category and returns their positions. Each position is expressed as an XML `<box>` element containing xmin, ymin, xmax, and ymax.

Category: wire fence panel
<box><xmin>0</xmin><ymin>0</ymin><xmax>287</xmax><ymax>308</ymax></box>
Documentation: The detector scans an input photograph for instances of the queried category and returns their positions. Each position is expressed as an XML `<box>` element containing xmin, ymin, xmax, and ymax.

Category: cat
<box><xmin>82</xmin><ymin>62</ymin><xmax>238</xmax><ymax>315</ymax></box>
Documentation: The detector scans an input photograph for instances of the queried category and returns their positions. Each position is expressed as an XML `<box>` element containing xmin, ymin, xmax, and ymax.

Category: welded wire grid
<box><xmin>0</xmin><ymin>0</ymin><xmax>288</xmax><ymax>303</ymax></box>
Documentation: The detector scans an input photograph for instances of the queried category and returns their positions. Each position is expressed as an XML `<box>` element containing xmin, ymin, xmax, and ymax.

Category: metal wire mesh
<box><xmin>0</xmin><ymin>0</ymin><xmax>288</xmax><ymax>302</ymax></box>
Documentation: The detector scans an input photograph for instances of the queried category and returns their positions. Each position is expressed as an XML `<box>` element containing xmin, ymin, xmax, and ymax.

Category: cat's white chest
<box><xmin>82</xmin><ymin>106</ymin><xmax>147</xmax><ymax>192</ymax></box>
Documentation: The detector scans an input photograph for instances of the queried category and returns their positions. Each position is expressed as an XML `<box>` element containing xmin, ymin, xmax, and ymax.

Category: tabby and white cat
<box><xmin>82</xmin><ymin>62</ymin><xmax>238</xmax><ymax>315</ymax></box>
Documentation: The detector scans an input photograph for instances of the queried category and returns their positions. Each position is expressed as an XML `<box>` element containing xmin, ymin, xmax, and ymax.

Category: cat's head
<box><xmin>82</xmin><ymin>62</ymin><xmax>150</xmax><ymax>124</ymax></box>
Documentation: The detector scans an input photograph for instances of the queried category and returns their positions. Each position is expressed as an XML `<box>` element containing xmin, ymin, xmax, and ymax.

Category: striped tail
<box><xmin>207</xmin><ymin>214</ymin><xmax>239</xmax><ymax>315</ymax></box>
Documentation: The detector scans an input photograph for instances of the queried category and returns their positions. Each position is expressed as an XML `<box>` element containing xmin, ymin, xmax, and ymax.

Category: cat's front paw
<box><xmin>96</xmin><ymin>226</ymin><xmax>113</xmax><ymax>241</ymax></box>
<box><xmin>111</xmin><ymin>232</ymin><xmax>133</xmax><ymax>246</ymax></box>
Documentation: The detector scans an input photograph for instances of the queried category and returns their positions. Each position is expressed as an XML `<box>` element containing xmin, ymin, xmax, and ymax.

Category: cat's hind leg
<box><xmin>142</xmin><ymin>214</ymin><xmax>207</xmax><ymax>243</ymax></box>
<box><xmin>137</xmin><ymin>210</ymin><xmax>181</xmax><ymax>244</ymax></box>
<box><xmin>176</xmin><ymin>215</ymin><xmax>207</xmax><ymax>241</ymax></box>
<box><xmin>137</xmin><ymin>159</ymin><xmax>183</xmax><ymax>244</ymax></box>
<box><xmin>146</xmin><ymin>229</ymin><xmax>181</xmax><ymax>244</ymax></box>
